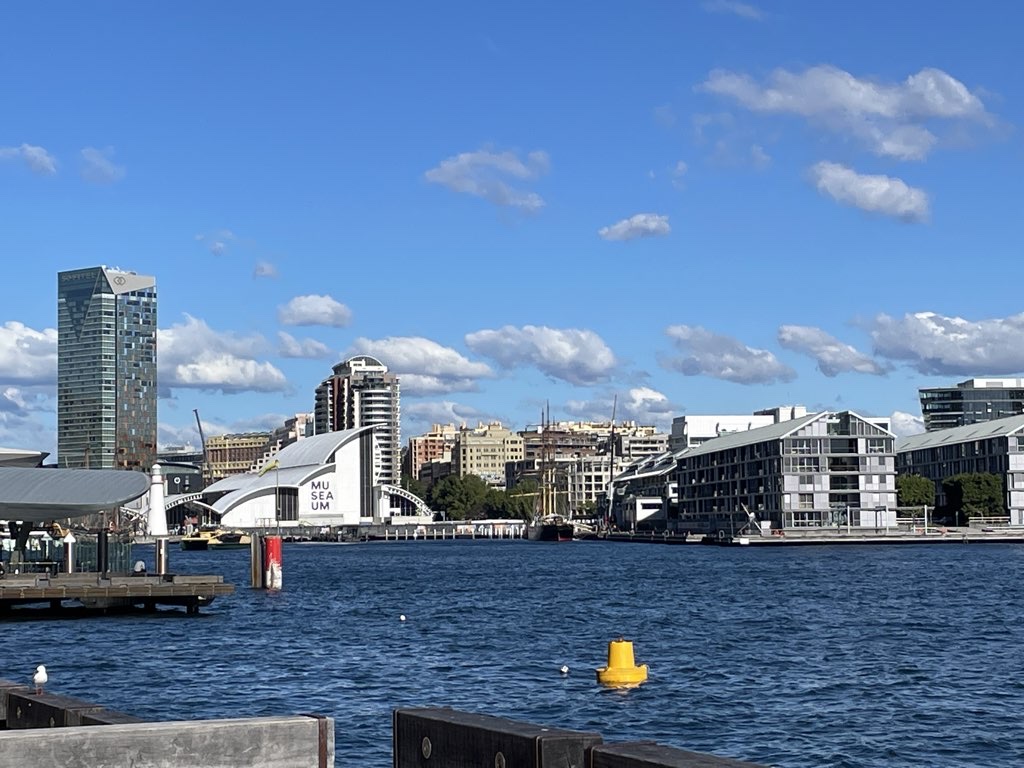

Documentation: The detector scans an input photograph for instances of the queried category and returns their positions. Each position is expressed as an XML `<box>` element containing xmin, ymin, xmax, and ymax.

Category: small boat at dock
<box><xmin>180</xmin><ymin>527</ymin><xmax>252</xmax><ymax>551</ymax></box>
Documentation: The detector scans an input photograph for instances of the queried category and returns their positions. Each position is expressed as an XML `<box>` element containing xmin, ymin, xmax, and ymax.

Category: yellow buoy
<box><xmin>595</xmin><ymin>637</ymin><xmax>648</xmax><ymax>687</ymax></box>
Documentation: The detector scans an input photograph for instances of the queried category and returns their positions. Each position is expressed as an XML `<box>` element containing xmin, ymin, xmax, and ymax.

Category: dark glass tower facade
<box><xmin>57</xmin><ymin>267</ymin><xmax>157</xmax><ymax>471</ymax></box>
<box><xmin>919</xmin><ymin>378</ymin><xmax>1024</xmax><ymax>432</ymax></box>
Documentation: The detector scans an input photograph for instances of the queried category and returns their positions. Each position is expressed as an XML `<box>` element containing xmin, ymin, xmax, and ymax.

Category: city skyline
<box><xmin>2</xmin><ymin>3</ymin><xmax>1022</xmax><ymax>463</ymax></box>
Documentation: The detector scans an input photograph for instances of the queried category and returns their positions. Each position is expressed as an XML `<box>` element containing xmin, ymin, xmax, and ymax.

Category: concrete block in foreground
<box><xmin>0</xmin><ymin>714</ymin><xmax>334</xmax><ymax>768</ymax></box>
<box><xmin>394</xmin><ymin>707</ymin><xmax>602</xmax><ymax>768</ymax></box>
<box><xmin>591</xmin><ymin>740</ymin><xmax>768</xmax><ymax>767</ymax></box>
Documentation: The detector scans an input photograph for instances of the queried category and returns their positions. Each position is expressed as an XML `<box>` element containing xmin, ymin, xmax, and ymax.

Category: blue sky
<box><xmin>2</xmin><ymin>1</ymin><xmax>1022</xmax><ymax>460</ymax></box>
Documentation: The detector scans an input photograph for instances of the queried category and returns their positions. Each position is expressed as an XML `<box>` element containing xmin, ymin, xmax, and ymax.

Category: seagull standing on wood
<box><xmin>33</xmin><ymin>665</ymin><xmax>47</xmax><ymax>694</ymax></box>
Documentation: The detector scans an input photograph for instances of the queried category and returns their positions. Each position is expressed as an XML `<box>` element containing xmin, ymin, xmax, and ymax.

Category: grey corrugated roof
<box><xmin>0</xmin><ymin>467</ymin><xmax>151</xmax><ymax>522</ymax></box>
<box><xmin>676</xmin><ymin>411</ymin><xmax>894</xmax><ymax>460</ymax></box>
<box><xmin>896</xmin><ymin>414</ymin><xmax>1024</xmax><ymax>453</ymax></box>
<box><xmin>676</xmin><ymin>412</ymin><xmax>823</xmax><ymax>458</ymax></box>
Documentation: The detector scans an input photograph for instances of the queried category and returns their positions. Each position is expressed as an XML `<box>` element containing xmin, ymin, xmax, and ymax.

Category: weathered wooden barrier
<box><xmin>393</xmin><ymin>707</ymin><xmax>766</xmax><ymax>768</ymax></box>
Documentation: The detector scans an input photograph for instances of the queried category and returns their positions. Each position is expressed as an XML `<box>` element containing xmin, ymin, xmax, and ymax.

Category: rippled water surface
<box><xmin>6</xmin><ymin>540</ymin><xmax>1024</xmax><ymax>767</ymax></box>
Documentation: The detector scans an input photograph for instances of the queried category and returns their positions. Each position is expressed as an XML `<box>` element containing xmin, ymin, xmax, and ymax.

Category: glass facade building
<box><xmin>919</xmin><ymin>378</ymin><xmax>1024</xmax><ymax>432</ymax></box>
<box><xmin>57</xmin><ymin>266</ymin><xmax>157</xmax><ymax>471</ymax></box>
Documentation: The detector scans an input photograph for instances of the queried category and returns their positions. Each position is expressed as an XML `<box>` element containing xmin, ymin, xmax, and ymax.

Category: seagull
<box><xmin>560</xmin><ymin>665</ymin><xmax>569</xmax><ymax>675</ymax></box>
<box><xmin>33</xmin><ymin>665</ymin><xmax>47</xmax><ymax>695</ymax></box>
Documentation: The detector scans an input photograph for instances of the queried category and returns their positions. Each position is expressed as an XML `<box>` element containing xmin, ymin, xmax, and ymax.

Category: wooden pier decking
<box><xmin>0</xmin><ymin>571</ymin><xmax>234</xmax><ymax>615</ymax></box>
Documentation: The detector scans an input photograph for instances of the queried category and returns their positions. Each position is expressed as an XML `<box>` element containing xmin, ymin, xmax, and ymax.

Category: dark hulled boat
<box><xmin>527</xmin><ymin>515</ymin><xmax>574</xmax><ymax>542</ymax></box>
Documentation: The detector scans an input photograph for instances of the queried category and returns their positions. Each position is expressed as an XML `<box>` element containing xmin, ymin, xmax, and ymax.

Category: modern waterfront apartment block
<box><xmin>919</xmin><ymin>378</ymin><xmax>1024</xmax><ymax>432</ymax></box>
<box><xmin>669</xmin><ymin>411</ymin><xmax>897</xmax><ymax>533</ymax></box>
<box><xmin>57</xmin><ymin>266</ymin><xmax>157</xmax><ymax>471</ymax></box>
<box><xmin>314</xmin><ymin>355</ymin><xmax>401</xmax><ymax>486</ymax></box>
<box><xmin>896</xmin><ymin>414</ymin><xmax>1024</xmax><ymax>525</ymax></box>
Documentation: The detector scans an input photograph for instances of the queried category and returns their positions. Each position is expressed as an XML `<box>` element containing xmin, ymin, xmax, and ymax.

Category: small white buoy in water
<box><xmin>560</xmin><ymin>665</ymin><xmax>569</xmax><ymax>675</ymax></box>
<box><xmin>399</xmin><ymin>614</ymin><xmax>406</xmax><ymax>622</ymax></box>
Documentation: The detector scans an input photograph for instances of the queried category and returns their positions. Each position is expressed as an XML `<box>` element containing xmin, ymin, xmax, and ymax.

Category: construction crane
<box><xmin>193</xmin><ymin>408</ymin><xmax>210</xmax><ymax>485</ymax></box>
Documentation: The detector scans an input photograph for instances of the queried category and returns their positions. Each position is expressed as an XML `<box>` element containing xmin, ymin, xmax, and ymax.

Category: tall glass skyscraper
<box><xmin>57</xmin><ymin>266</ymin><xmax>157</xmax><ymax>471</ymax></box>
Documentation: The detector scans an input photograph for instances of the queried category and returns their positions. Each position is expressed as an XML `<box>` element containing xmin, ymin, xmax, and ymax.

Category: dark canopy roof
<box><xmin>0</xmin><ymin>467</ymin><xmax>151</xmax><ymax>523</ymax></box>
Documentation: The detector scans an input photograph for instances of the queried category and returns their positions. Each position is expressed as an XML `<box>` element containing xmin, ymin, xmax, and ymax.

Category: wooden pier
<box><xmin>0</xmin><ymin>571</ymin><xmax>234</xmax><ymax>615</ymax></box>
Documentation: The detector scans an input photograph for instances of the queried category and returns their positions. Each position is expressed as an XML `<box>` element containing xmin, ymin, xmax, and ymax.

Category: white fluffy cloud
<box><xmin>159</xmin><ymin>315</ymin><xmax>288</xmax><ymax>394</ymax></box>
<box><xmin>870</xmin><ymin>311</ymin><xmax>1024</xmax><ymax>375</ymax></box>
<box><xmin>598</xmin><ymin>213</ymin><xmax>671</xmax><ymax>241</ymax></box>
<box><xmin>0</xmin><ymin>144</ymin><xmax>57</xmax><ymax>175</ymax></box>
<box><xmin>700</xmin><ymin>65</ymin><xmax>989</xmax><ymax>160</ymax></box>
<box><xmin>662</xmin><ymin>325</ymin><xmax>795</xmax><ymax>384</ymax></box>
<box><xmin>465</xmin><ymin>325</ymin><xmax>617</xmax><ymax>386</ymax></box>
<box><xmin>566</xmin><ymin>387</ymin><xmax>677</xmax><ymax>431</ymax></box>
<box><xmin>890</xmin><ymin>411</ymin><xmax>926</xmax><ymax>438</ymax></box>
<box><xmin>778</xmin><ymin>325</ymin><xmax>886</xmax><ymax>376</ymax></box>
<box><xmin>425</xmin><ymin>147</ymin><xmax>549</xmax><ymax>211</ymax></box>
<box><xmin>0</xmin><ymin>322</ymin><xmax>58</xmax><ymax>386</ymax></box>
<box><xmin>277</xmin><ymin>294</ymin><xmax>353</xmax><ymax>328</ymax></box>
<box><xmin>0</xmin><ymin>387</ymin><xmax>56</xmax><ymax>457</ymax></box>
<box><xmin>80</xmin><ymin>146</ymin><xmax>126</xmax><ymax>184</ymax></box>
<box><xmin>277</xmin><ymin>331</ymin><xmax>333</xmax><ymax>359</ymax></box>
<box><xmin>809</xmin><ymin>162</ymin><xmax>929</xmax><ymax>222</ymax></box>
<box><xmin>347</xmin><ymin>336</ymin><xmax>493</xmax><ymax>396</ymax></box>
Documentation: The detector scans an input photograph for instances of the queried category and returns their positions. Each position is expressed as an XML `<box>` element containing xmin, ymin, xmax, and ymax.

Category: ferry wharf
<box><xmin>0</xmin><ymin>571</ymin><xmax>233</xmax><ymax>616</ymax></box>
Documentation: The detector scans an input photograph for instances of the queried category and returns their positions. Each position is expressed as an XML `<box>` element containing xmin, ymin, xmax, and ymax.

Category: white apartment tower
<box><xmin>314</xmin><ymin>355</ymin><xmax>401</xmax><ymax>486</ymax></box>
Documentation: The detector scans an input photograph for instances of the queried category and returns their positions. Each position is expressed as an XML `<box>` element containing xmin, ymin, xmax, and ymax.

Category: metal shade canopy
<box><xmin>0</xmin><ymin>467</ymin><xmax>151</xmax><ymax>522</ymax></box>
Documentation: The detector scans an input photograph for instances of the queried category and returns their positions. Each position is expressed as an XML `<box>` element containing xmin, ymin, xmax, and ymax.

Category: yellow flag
<box><xmin>258</xmin><ymin>459</ymin><xmax>280</xmax><ymax>477</ymax></box>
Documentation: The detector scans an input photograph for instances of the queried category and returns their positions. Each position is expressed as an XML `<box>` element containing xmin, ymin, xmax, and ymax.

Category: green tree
<box><xmin>426</xmin><ymin>474</ymin><xmax>491</xmax><ymax>520</ymax></box>
<box><xmin>896</xmin><ymin>474</ymin><xmax>935</xmax><ymax>508</ymax></box>
<box><xmin>942</xmin><ymin>473</ymin><xmax>1005</xmax><ymax>522</ymax></box>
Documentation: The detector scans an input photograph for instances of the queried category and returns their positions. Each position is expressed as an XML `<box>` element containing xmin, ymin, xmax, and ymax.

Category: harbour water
<box><xmin>6</xmin><ymin>539</ymin><xmax>1024</xmax><ymax>767</ymax></box>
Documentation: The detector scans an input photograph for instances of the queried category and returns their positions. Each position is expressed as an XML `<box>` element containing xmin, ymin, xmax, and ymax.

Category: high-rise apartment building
<box><xmin>919</xmin><ymin>378</ymin><xmax>1024</xmax><ymax>431</ymax></box>
<box><xmin>314</xmin><ymin>355</ymin><xmax>401</xmax><ymax>486</ymax></box>
<box><xmin>57</xmin><ymin>266</ymin><xmax>157</xmax><ymax>471</ymax></box>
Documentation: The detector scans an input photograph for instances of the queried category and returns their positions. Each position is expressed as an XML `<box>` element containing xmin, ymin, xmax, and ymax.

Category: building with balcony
<box><xmin>314</xmin><ymin>355</ymin><xmax>401</xmax><ymax>486</ymax></box>
<box><xmin>668</xmin><ymin>411</ymin><xmax>896</xmax><ymax>534</ymax></box>
<box><xmin>57</xmin><ymin>266</ymin><xmax>157</xmax><ymax>471</ymax></box>
<box><xmin>919</xmin><ymin>378</ymin><xmax>1024</xmax><ymax>432</ymax></box>
<box><xmin>896</xmin><ymin>414</ymin><xmax>1024</xmax><ymax>524</ymax></box>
